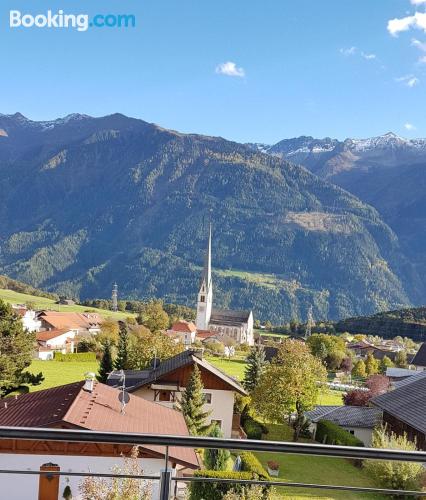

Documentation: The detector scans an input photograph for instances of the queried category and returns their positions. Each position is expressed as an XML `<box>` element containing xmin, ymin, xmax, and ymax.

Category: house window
<box><xmin>200</xmin><ymin>295</ymin><xmax>205</xmax><ymax>303</ymax></box>
<box><xmin>203</xmin><ymin>393</ymin><xmax>212</xmax><ymax>404</ymax></box>
<box><xmin>158</xmin><ymin>391</ymin><xmax>174</xmax><ymax>402</ymax></box>
<box><xmin>211</xmin><ymin>419</ymin><xmax>222</xmax><ymax>429</ymax></box>
<box><xmin>348</xmin><ymin>430</ymin><xmax>355</xmax><ymax>435</ymax></box>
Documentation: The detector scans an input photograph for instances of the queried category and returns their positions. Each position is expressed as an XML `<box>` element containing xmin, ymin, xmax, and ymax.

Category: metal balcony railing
<box><xmin>0</xmin><ymin>426</ymin><xmax>425</xmax><ymax>498</ymax></box>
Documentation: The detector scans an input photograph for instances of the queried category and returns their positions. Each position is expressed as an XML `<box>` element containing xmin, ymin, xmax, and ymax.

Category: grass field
<box><xmin>24</xmin><ymin>360</ymin><xmax>99</xmax><ymax>392</ymax></box>
<box><xmin>0</xmin><ymin>288</ymin><xmax>133</xmax><ymax>320</ymax></box>
<box><xmin>255</xmin><ymin>424</ymin><xmax>385</xmax><ymax>499</ymax></box>
<box><xmin>205</xmin><ymin>356</ymin><xmax>247</xmax><ymax>381</ymax></box>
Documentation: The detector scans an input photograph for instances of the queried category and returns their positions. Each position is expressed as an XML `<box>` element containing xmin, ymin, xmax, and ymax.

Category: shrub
<box><xmin>315</xmin><ymin>419</ymin><xmax>364</xmax><ymax>447</ymax></box>
<box><xmin>54</xmin><ymin>352</ymin><xmax>97</xmax><ymax>362</ymax></box>
<box><xmin>243</xmin><ymin>416</ymin><xmax>264</xmax><ymax>440</ymax></box>
<box><xmin>240</xmin><ymin>451</ymin><xmax>269</xmax><ymax>480</ymax></box>
<box><xmin>189</xmin><ymin>470</ymin><xmax>253</xmax><ymax>500</ymax></box>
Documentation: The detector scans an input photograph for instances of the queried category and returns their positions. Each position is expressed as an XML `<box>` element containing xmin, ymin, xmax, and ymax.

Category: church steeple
<box><xmin>196</xmin><ymin>223</ymin><xmax>213</xmax><ymax>330</ymax></box>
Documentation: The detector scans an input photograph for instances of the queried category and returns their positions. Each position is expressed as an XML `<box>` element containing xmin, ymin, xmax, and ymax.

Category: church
<box><xmin>195</xmin><ymin>225</ymin><xmax>254</xmax><ymax>346</ymax></box>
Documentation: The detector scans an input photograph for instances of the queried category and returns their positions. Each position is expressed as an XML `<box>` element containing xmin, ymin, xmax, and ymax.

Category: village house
<box><xmin>166</xmin><ymin>320</ymin><xmax>197</xmax><ymax>346</ymax></box>
<box><xmin>0</xmin><ymin>379</ymin><xmax>198</xmax><ymax>499</ymax></box>
<box><xmin>38</xmin><ymin>311</ymin><xmax>103</xmax><ymax>335</ymax></box>
<box><xmin>12</xmin><ymin>306</ymin><xmax>42</xmax><ymax>332</ymax></box>
<box><xmin>35</xmin><ymin>328</ymin><xmax>78</xmax><ymax>359</ymax></box>
<box><xmin>305</xmin><ymin>405</ymin><xmax>382</xmax><ymax>446</ymax></box>
<box><xmin>372</xmin><ymin>374</ymin><xmax>426</xmax><ymax>450</ymax></box>
<box><xmin>107</xmin><ymin>349</ymin><xmax>247</xmax><ymax>438</ymax></box>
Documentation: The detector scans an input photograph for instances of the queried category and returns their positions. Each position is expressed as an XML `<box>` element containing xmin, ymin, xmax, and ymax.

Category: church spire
<box><xmin>202</xmin><ymin>223</ymin><xmax>212</xmax><ymax>290</ymax></box>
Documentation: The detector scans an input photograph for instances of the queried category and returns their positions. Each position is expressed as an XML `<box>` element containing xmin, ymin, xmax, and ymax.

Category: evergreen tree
<box><xmin>97</xmin><ymin>341</ymin><xmax>114</xmax><ymax>383</ymax></box>
<box><xmin>203</xmin><ymin>424</ymin><xmax>230</xmax><ymax>470</ymax></box>
<box><xmin>114</xmin><ymin>321</ymin><xmax>129</xmax><ymax>370</ymax></box>
<box><xmin>365</xmin><ymin>353</ymin><xmax>379</xmax><ymax>376</ymax></box>
<box><xmin>243</xmin><ymin>344</ymin><xmax>266</xmax><ymax>392</ymax></box>
<box><xmin>0</xmin><ymin>300</ymin><xmax>41</xmax><ymax>396</ymax></box>
<box><xmin>352</xmin><ymin>359</ymin><xmax>367</xmax><ymax>379</ymax></box>
<box><xmin>379</xmin><ymin>355</ymin><xmax>394</xmax><ymax>374</ymax></box>
<box><xmin>176</xmin><ymin>365</ymin><xmax>211</xmax><ymax>435</ymax></box>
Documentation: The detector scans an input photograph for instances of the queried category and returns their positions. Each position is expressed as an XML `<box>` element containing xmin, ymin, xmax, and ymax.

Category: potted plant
<box><xmin>267</xmin><ymin>460</ymin><xmax>280</xmax><ymax>477</ymax></box>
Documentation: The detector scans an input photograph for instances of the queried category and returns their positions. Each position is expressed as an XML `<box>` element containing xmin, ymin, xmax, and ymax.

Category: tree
<box><xmin>365</xmin><ymin>427</ymin><xmax>423</xmax><ymax>492</ymax></box>
<box><xmin>176</xmin><ymin>365</ymin><xmax>211</xmax><ymax>435</ymax></box>
<box><xmin>97</xmin><ymin>319</ymin><xmax>120</xmax><ymax>345</ymax></box>
<box><xmin>203</xmin><ymin>424</ymin><xmax>230</xmax><ymax>470</ymax></box>
<box><xmin>243</xmin><ymin>344</ymin><xmax>266</xmax><ymax>392</ymax></box>
<box><xmin>365</xmin><ymin>353</ymin><xmax>379</xmax><ymax>376</ymax></box>
<box><xmin>341</xmin><ymin>356</ymin><xmax>353</xmax><ymax>374</ymax></box>
<box><xmin>136</xmin><ymin>300</ymin><xmax>169</xmax><ymax>332</ymax></box>
<box><xmin>114</xmin><ymin>321</ymin><xmax>129</xmax><ymax>370</ymax></box>
<box><xmin>306</xmin><ymin>334</ymin><xmax>347</xmax><ymax>369</ymax></box>
<box><xmin>252</xmin><ymin>339</ymin><xmax>327</xmax><ymax>441</ymax></box>
<box><xmin>0</xmin><ymin>300</ymin><xmax>41</xmax><ymax>397</ymax></box>
<box><xmin>395</xmin><ymin>350</ymin><xmax>408</xmax><ymax>368</ymax></box>
<box><xmin>97</xmin><ymin>341</ymin><xmax>114</xmax><ymax>383</ymax></box>
<box><xmin>379</xmin><ymin>355</ymin><xmax>394</xmax><ymax>374</ymax></box>
<box><xmin>127</xmin><ymin>328</ymin><xmax>183</xmax><ymax>370</ymax></box>
<box><xmin>352</xmin><ymin>359</ymin><xmax>367</xmax><ymax>378</ymax></box>
<box><xmin>365</xmin><ymin>374</ymin><xmax>389</xmax><ymax>396</ymax></box>
<box><xmin>343</xmin><ymin>389</ymin><xmax>371</xmax><ymax>407</ymax></box>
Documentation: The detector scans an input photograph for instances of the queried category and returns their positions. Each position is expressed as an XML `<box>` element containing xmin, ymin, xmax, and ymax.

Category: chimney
<box><xmin>83</xmin><ymin>372</ymin><xmax>96</xmax><ymax>392</ymax></box>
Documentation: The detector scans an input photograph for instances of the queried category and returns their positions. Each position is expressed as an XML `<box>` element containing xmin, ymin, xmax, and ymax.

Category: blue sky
<box><xmin>2</xmin><ymin>0</ymin><xmax>426</xmax><ymax>143</ymax></box>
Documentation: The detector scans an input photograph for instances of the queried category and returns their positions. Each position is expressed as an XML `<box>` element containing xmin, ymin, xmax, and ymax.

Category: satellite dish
<box><xmin>118</xmin><ymin>391</ymin><xmax>130</xmax><ymax>405</ymax></box>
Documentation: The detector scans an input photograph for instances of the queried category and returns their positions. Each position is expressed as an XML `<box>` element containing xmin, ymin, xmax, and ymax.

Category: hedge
<box><xmin>54</xmin><ymin>352</ymin><xmax>97</xmax><ymax>362</ymax></box>
<box><xmin>189</xmin><ymin>470</ymin><xmax>253</xmax><ymax>500</ymax></box>
<box><xmin>240</xmin><ymin>451</ymin><xmax>270</xmax><ymax>480</ymax></box>
<box><xmin>316</xmin><ymin>419</ymin><xmax>364</xmax><ymax>447</ymax></box>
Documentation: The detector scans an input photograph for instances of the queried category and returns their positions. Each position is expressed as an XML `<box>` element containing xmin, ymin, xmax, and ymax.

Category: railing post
<box><xmin>159</xmin><ymin>445</ymin><xmax>172</xmax><ymax>500</ymax></box>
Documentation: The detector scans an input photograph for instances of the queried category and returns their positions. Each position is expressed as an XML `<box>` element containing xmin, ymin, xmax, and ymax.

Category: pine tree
<box><xmin>243</xmin><ymin>344</ymin><xmax>266</xmax><ymax>392</ymax></box>
<box><xmin>0</xmin><ymin>300</ymin><xmax>39</xmax><ymax>396</ymax></box>
<box><xmin>352</xmin><ymin>359</ymin><xmax>367</xmax><ymax>379</ymax></box>
<box><xmin>176</xmin><ymin>365</ymin><xmax>211</xmax><ymax>435</ymax></box>
<box><xmin>97</xmin><ymin>341</ymin><xmax>114</xmax><ymax>383</ymax></box>
<box><xmin>365</xmin><ymin>353</ymin><xmax>379</xmax><ymax>376</ymax></box>
<box><xmin>114</xmin><ymin>321</ymin><xmax>129</xmax><ymax>370</ymax></box>
<box><xmin>379</xmin><ymin>355</ymin><xmax>394</xmax><ymax>374</ymax></box>
<box><xmin>203</xmin><ymin>424</ymin><xmax>230</xmax><ymax>470</ymax></box>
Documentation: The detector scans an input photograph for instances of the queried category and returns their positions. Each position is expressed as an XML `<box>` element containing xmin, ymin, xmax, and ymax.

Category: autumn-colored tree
<box><xmin>97</xmin><ymin>319</ymin><xmax>120</xmax><ymax>345</ymax></box>
<box><xmin>365</xmin><ymin>353</ymin><xmax>379</xmax><ymax>376</ymax></box>
<box><xmin>379</xmin><ymin>355</ymin><xmax>394</xmax><ymax>374</ymax></box>
<box><xmin>352</xmin><ymin>359</ymin><xmax>367</xmax><ymax>378</ymax></box>
<box><xmin>252</xmin><ymin>339</ymin><xmax>327</xmax><ymax>441</ymax></box>
<box><xmin>136</xmin><ymin>300</ymin><xmax>169</xmax><ymax>332</ymax></box>
<box><xmin>343</xmin><ymin>389</ymin><xmax>371</xmax><ymax>407</ymax></box>
<box><xmin>365</xmin><ymin>374</ymin><xmax>389</xmax><ymax>396</ymax></box>
<box><xmin>127</xmin><ymin>329</ymin><xmax>183</xmax><ymax>370</ymax></box>
<box><xmin>395</xmin><ymin>350</ymin><xmax>408</xmax><ymax>368</ymax></box>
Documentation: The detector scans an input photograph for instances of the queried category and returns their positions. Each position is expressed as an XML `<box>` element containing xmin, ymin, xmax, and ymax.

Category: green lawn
<box><xmin>205</xmin><ymin>356</ymin><xmax>247</xmax><ymax>381</ymax></box>
<box><xmin>255</xmin><ymin>424</ymin><xmax>385</xmax><ymax>500</ymax></box>
<box><xmin>24</xmin><ymin>360</ymin><xmax>99</xmax><ymax>392</ymax></box>
<box><xmin>317</xmin><ymin>390</ymin><xmax>344</xmax><ymax>406</ymax></box>
<box><xmin>0</xmin><ymin>288</ymin><xmax>133</xmax><ymax>320</ymax></box>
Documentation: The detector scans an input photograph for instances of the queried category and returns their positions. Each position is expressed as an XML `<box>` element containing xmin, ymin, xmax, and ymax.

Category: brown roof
<box><xmin>39</xmin><ymin>312</ymin><xmax>103</xmax><ymax>330</ymax></box>
<box><xmin>196</xmin><ymin>330</ymin><xmax>216</xmax><ymax>340</ymax></box>
<box><xmin>36</xmin><ymin>329</ymin><xmax>73</xmax><ymax>341</ymax></box>
<box><xmin>171</xmin><ymin>320</ymin><xmax>197</xmax><ymax>333</ymax></box>
<box><xmin>0</xmin><ymin>381</ymin><xmax>198</xmax><ymax>468</ymax></box>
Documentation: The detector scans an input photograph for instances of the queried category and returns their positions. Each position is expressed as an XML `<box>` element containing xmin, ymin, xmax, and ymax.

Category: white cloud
<box><xmin>412</xmin><ymin>38</ymin><xmax>426</xmax><ymax>51</ymax></box>
<box><xmin>387</xmin><ymin>12</ymin><xmax>426</xmax><ymax>36</ymax></box>
<box><xmin>339</xmin><ymin>46</ymin><xmax>357</xmax><ymax>56</ymax></box>
<box><xmin>339</xmin><ymin>47</ymin><xmax>377</xmax><ymax>61</ymax></box>
<box><xmin>411</xmin><ymin>0</ymin><xmax>426</xmax><ymax>5</ymax></box>
<box><xmin>419</xmin><ymin>54</ymin><xmax>426</xmax><ymax>63</ymax></box>
<box><xmin>215</xmin><ymin>61</ymin><xmax>245</xmax><ymax>78</ymax></box>
<box><xmin>404</xmin><ymin>122</ymin><xmax>416</xmax><ymax>130</ymax></box>
<box><xmin>396</xmin><ymin>74</ymin><xmax>420</xmax><ymax>86</ymax></box>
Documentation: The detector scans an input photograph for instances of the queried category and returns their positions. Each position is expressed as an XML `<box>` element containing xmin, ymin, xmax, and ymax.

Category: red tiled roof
<box><xmin>36</xmin><ymin>329</ymin><xmax>73</xmax><ymax>341</ymax></box>
<box><xmin>171</xmin><ymin>320</ymin><xmax>197</xmax><ymax>333</ymax></box>
<box><xmin>196</xmin><ymin>330</ymin><xmax>216</xmax><ymax>339</ymax></box>
<box><xmin>0</xmin><ymin>381</ymin><xmax>198</xmax><ymax>468</ymax></box>
<box><xmin>39</xmin><ymin>312</ymin><xmax>103</xmax><ymax>330</ymax></box>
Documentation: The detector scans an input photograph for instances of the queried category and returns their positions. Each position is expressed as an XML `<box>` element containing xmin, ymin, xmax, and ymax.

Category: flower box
<box><xmin>267</xmin><ymin>460</ymin><xmax>280</xmax><ymax>477</ymax></box>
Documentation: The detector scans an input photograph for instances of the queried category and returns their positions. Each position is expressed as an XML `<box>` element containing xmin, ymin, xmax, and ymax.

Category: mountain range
<box><xmin>0</xmin><ymin>113</ymin><xmax>424</xmax><ymax>322</ymax></box>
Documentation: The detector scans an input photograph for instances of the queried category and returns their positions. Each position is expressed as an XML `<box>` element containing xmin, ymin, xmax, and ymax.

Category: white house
<box><xmin>13</xmin><ymin>306</ymin><xmax>42</xmax><ymax>332</ymax></box>
<box><xmin>107</xmin><ymin>349</ymin><xmax>248</xmax><ymax>439</ymax></box>
<box><xmin>305</xmin><ymin>405</ymin><xmax>382</xmax><ymax>446</ymax></box>
<box><xmin>0</xmin><ymin>380</ymin><xmax>199</xmax><ymax>499</ymax></box>
<box><xmin>36</xmin><ymin>328</ymin><xmax>77</xmax><ymax>359</ymax></box>
<box><xmin>166</xmin><ymin>320</ymin><xmax>197</xmax><ymax>346</ymax></box>
<box><xmin>195</xmin><ymin>225</ymin><xmax>254</xmax><ymax>346</ymax></box>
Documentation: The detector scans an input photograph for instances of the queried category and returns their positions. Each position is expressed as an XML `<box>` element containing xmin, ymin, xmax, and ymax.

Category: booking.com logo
<box><xmin>9</xmin><ymin>10</ymin><xmax>136</xmax><ymax>32</ymax></box>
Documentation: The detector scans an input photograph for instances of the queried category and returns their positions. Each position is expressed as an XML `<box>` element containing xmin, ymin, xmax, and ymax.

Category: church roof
<box><xmin>210</xmin><ymin>308</ymin><xmax>252</xmax><ymax>326</ymax></box>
